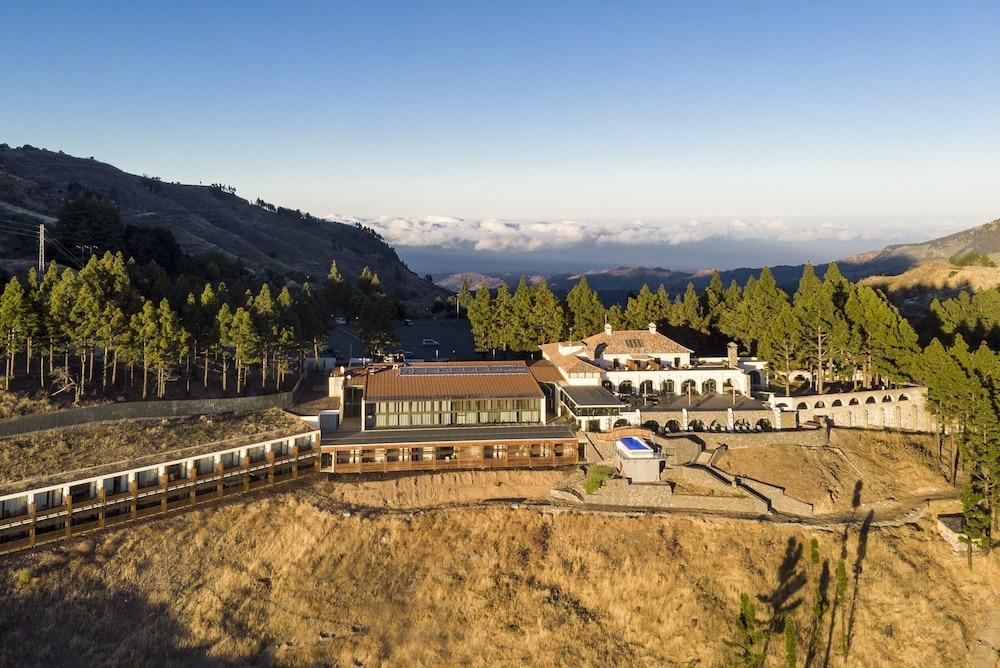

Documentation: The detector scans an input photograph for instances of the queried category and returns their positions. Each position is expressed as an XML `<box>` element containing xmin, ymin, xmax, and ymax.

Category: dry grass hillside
<box><xmin>863</xmin><ymin>260</ymin><xmax>1000</xmax><ymax>295</ymax></box>
<box><xmin>0</xmin><ymin>473</ymin><xmax>997</xmax><ymax>667</ymax></box>
<box><xmin>0</xmin><ymin>409</ymin><xmax>306</xmax><ymax>486</ymax></box>
<box><xmin>716</xmin><ymin>430</ymin><xmax>953</xmax><ymax>514</ymax></box>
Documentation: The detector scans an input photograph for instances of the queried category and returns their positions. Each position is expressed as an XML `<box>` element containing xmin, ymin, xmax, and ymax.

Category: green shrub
<box><xmin>13</xmin><ymin>568</ymin><xmax>30</xmax><ymax>585</ymax></box>
<box><xmin>583</xmin><ymin>465</ymin><xmax>615</xmax><ymax>494</ymax></box>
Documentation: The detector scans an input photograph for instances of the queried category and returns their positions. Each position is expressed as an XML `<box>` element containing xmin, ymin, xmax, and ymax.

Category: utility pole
<box><xmin>37</xmin><ymin>224</ymin><xmax>45</xmax><ymax>272</ymax></box>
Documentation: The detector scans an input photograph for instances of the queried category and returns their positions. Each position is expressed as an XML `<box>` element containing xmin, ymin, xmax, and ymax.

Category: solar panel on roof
<box><xmin>398</xmin><ymin>365</ymin><xmax>528</xmax><ymax>376</ymax></box>
<box><xmin>625</xmin><ymin>338</ymin><xmax>643</xmax><ymax>348</ymax></box>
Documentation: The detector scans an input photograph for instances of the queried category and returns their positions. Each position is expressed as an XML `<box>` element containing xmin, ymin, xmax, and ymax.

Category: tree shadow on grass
<box><xmin>0</xmin><ymin>556</ymin><xmax>240</xmax><ymax>667</ymax></box>
<box><xmin>757</xmin><ymin>536</ymin><xmax>807</xmax><ymax>657</ymax></box>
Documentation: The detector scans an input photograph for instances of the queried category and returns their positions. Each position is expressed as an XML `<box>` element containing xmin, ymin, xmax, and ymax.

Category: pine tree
<box><xmin>0</xmin><ymin>278</ymin><xmax>28</xmax><ymax>390</ymax></box>
<box><xmin>489</xmin><ymin>283</ymin><xmax>514</xmax><ymax>353</ymax></box>
<box><xmin>564</xmin><ymin>276</ymin><xmax>605</xmax><ymax>338</ymax></box>
<box><xmin>793</xmin><ymin>263</ymin><xmax>839</xmax><ymax>393</ymax></box>
<box><xmin>456</xmin><ymin>279</ymin><xmax>473</xmax><ymax>318</ymax></box>
<box><xmin>531</xmin><ymin>280</ymin><xmax>564</xmax><ymax>348</ymax></box>
<box><xmin>624</xmin><ymin>284</ymin><xmax>660</xmax><ymax>330</ymax></box>
<box><xmin>216</xmin><ymin>303</ymin><xmax>234</xmax><ymax>392</ymax></box>
<box><xmin>509</xmin><ymin>276</ymin><xmax>535</xmax><ymax>352</ymax></box>
<box><xmin>759</xmin><ymin>303</ymin><xmax>802</xmax><ymax>395</ymax></box>
<box><xmin>607</xmin><ymin>303</ymin><xmax>626</xmax><ymax>330</ymax></box>
<box><xmin>677</xmin><ymin>282</ymin><xmax>707</xmax><ymax>333</ymax></box>
<box><xmin>228</xmin><ymin>306</ymin><xmax>258</xmax><ymax>394</ymax></box>
<box><xmin>323</xmin><ymin>260</ymin><xmax>349</xmax><ymax>316</ymax></box>
<box><xmin>252</xmin><ymin>284</ymin><xmax>277</xmax><ymax>387</ymax></box>
<box><xmin>467</xmin><ymin>286</ymin><xmax>492</xmax><ymax>352</ymax></box>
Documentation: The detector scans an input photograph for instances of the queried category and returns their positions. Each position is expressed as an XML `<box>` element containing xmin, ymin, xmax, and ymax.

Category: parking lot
<box><xmin>391</xmin><ymin>319</ymin><xmax>477</xmax><ymax>361</ymax></box>
<box><xmin>325</xmin><ymin>318</ymin><xmax>478</xmax><ymax>361</ymax></box>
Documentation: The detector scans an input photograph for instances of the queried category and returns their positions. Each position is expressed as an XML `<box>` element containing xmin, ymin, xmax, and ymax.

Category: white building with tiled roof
<box><xmin>541</xmin><ymin>323</ymin><xmax>767</xmax><ymax>431</ymax></box>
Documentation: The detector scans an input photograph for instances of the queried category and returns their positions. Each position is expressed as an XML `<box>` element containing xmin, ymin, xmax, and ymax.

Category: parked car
<box><xmin>334</xmin><ymin>316</ymin><xmax>347</xmax><ymax>325</ymax></box>
<box><xmin>404</xmin><ymin>319</ymin><xmax>414</xmax><ymax>326</ymax></box>
<box><xmin>422</xmin><ymin>338</ymin><xmax>440</xmax><ymax>346</ymax></box>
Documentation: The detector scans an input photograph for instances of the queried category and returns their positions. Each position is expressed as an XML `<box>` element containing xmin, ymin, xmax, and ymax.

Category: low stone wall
<box><xmin>661</xmin><ymin>427</ymin><xmax>829</xmax><ymax>450</ymax></box>
<box><xmin>738</xmin><ymin>477</ymin><xmax>813</xmax><ymax>516</ymax></box>
<box><xmin>581</xmin><ymin>478</ymin><xmax>768</xmax><ymax>514</ymax></box>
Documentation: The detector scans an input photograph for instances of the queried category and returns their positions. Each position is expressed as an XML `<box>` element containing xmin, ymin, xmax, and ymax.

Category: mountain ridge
<box><xmin>0</xmin><ymin>145</ymin><xmax>444</xmax><ymax>304</ymax></box>
<box><xmin>435</xmin><ymin>217</ymin><xmax>1000</xmax><ymax>299</ymax></box>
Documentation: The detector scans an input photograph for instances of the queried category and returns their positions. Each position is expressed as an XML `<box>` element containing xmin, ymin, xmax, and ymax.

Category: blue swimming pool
<box><xmin>617</xmin><ymin>436</ymin><xmax>653</xmax><ymax>452</ymax></box>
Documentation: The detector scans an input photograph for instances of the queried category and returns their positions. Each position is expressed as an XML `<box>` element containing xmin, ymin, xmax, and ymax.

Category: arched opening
<box><xmin>639</xmin><ymin>380</ymin><xmax>654</xmax><ymax>396</ymax></box>
<box><xmin>882</xmin><ymin>395</ymin><xmax>893</xmax><ymax>403</ymax></box>
<box><xmin>849</xmin><ymin>398</ymin><xmax>860</xmax><ymax>406</ymax></box>
<box><xmin>796</xmin><ymin>402</ymin><xmax>808</xmax><ymax>410</ymax></box>
<box><xmin>665</xmin><ymin>419</ymin><xmax>681</xmax><ymax>433</ymax></box>
<box><xmin>898</xmin><ymin>394</ymin><xmax>909</xmax><ymax>401</ymax></box>
<box><xmin>734</xmin><ymin>418</ymin><xmax>751</xmax><ymax>431</ymax></box>
<box><xmin>755</xmin><ymin>418</ymin><xmax>772</xmax><ymax>431</ymax></box>
<box><xmin>661</xmin><ymin>379</ymin><xmax>675</xmax><ymax>395</ymax></box>
<box><xmin>618</xmin><ymin>380</ymin><xmax>633</xmax><ymax>395</ymax></box>
<box><xmin>749</xmin><ymin>370</ymin><xmax>762</xmax><ymax>387</ymax></box>
<box><xmin>642</xmin><ymin>420</ymin><xmax>660</xmax><ymax>432</ymax></box>
<box><xmin>709</xmin><ymin>419</ymin><xmax>724</xmax><ymax>432</ymax></box>
<box><xmin>688</xmin><ymin>419</ymin><xmax>705</xmax><ymax>432</ymax></box>
<box><xmin>865</xmin><ymin>396</ymin><xmax>877</xmax><ymax>404</ymax></box>
<box><xmin>601</xmin><ymin>380</ymin><xmax>614</xmax><ymax>391</ymax></box>
<box><xmin>681</xmin><ymin>379</ymin><xmax>699</xmax><ymax>395</ymax></box>
<box><xmin>701</xmin><ymin>379</ymin><xmax>718</xmax><ymax>394</ymax></box>
<box><xmin>814</xmin><ymin>400</ymin><xmax>826</xmax><ymax>409</ymax></box>
<box><xmin>775</xmin><ymin>403</ymin><xmax>789</xmax><ymax>409</ymax></box>
<box><xmin>832</xmin><ymin>399</ymin><xmax>843</xmax><ymax>407</ymax></box>
<box><xmin>613</xmin><ymin>419</ymin><xmax>629</xmax><ymax>428</ymax></box>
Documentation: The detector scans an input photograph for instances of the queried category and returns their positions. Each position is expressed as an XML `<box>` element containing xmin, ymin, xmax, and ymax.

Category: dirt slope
<box><xmin>0</xmin><ymin>475</ymin><xmax>996</xmax><ymax>667</ymax></box>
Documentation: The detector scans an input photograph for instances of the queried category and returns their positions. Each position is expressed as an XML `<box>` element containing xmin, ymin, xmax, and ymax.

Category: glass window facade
<box><xmin>367</xmin><ymin>397</ymin><xmax>541</xmax><ymax>429</ymax></box>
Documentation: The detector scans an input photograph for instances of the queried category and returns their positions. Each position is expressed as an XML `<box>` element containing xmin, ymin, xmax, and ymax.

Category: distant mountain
<box><xmin>435</xmin><ymin>272</ymin><xmax>508</xmax><ymax>291</ymax></box>
<box><xmin>435</xmin><ymin>218</ymin><xmax>1000</xmax><ymax>302</ymax></box>
<box><xmin>0</xmin><ymin>145</ymin><xmax>444</xmax><ymax>304</ymax></box>
<box><xmin>837</xmin><ymin>218</ymin><xmax>1000</xmax><ymax>277</ymax></box>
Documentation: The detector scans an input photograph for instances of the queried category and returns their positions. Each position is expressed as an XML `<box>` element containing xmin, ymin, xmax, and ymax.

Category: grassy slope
<box><xmin>0</xmin><ymin>476</ymin><xmax>996</xmax><ymax>667</ymax></box>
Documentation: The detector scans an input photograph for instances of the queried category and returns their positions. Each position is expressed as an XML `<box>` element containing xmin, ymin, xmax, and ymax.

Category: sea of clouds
<box><xmin>324</xmin><ymin>215</ymin><xmax>899</xmax><ymax>253</ymax></box>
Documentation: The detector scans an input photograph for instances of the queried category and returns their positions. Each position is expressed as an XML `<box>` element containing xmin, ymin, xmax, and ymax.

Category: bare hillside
<box><xmin>0</xmin><ymin>145</ymin><xmax>444</xmax><ymax>303</ymax></box>
<box><xmin>1</xmin><ymin>475</ymin><xmax>996</xmax><ymax>667</ymax></box>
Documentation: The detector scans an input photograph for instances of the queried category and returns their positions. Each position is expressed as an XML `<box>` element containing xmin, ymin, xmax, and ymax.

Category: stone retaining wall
<box><xmin>581</xmin><ymin>478</ymin><xmax>768</xmax><ymax>514</ymax></box>
<box><xmin>661</xmin><ymin>427</ymin><xmax>829</xmax><ymax>450</ymax></box>
<box><xmin>737</xmin><ymin>477</ymin><xmax>814</xmax><ymax>515</ymax></box>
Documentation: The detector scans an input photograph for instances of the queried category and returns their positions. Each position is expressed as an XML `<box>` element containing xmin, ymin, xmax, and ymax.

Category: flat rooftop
<box><xmin>0</xmin><ymin>409</ymin><xmax>313</xmax><ymax>496</ymax></box>
<box><xmin>321</xmin><ymin>424</ymin><xmax>577</xmax><ymax>447</ymax></box>
<box><xmin>561</xmin><ymin>385</ymin><xmax>625</xmax><ymax>407</ymax></box>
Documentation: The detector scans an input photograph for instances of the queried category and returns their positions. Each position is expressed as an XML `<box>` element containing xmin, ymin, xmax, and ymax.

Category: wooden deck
<box><xmin>0</xmin><ymin>448</ymin><xmax>320</xmax><ymax>556</ymax></box>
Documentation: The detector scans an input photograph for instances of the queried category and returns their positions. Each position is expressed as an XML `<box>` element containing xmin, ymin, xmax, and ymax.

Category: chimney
<box><xmin>604</xmin><ymin>322</ymin><xmax>613</xmax><ymax>336</ymax></box>
<box><xmin>648</xmin><ymin>322</ymin><xmax>657</xmax><ymax>334</ymax></box>
<box><xmin>727</xmin><ymin>342</ymin><xmax>738</xmax><ymax>369</ymax></box>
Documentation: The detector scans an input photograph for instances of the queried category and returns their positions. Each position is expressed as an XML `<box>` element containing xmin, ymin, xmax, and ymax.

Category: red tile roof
<box><xmin>362</xmin><ymin>361</ymin><xmax>544</xmax><ymax>401</ymax></box>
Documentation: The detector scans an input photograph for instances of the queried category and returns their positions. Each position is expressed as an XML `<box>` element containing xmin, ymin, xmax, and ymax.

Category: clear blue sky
<box><xmin>2</xmin><ymin>1</ymin><xmax>998</xmax><ymax>226</ymax></box>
